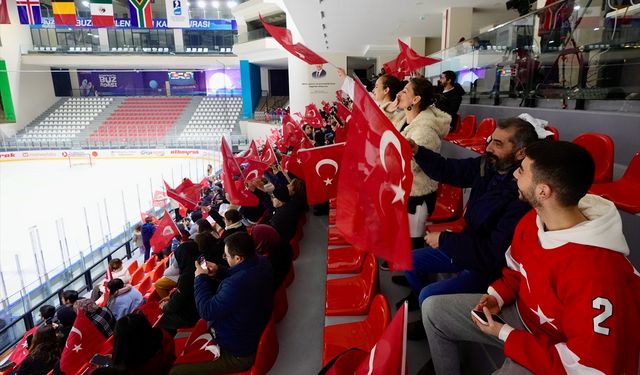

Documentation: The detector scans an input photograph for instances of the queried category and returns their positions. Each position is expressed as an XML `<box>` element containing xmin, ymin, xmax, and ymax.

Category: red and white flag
<box><xmin>242</xmin><ymin>158</ymin><xmax>270</xmax><ymax>183</ymax></box>
<box><xmin>334</xmin><ymin>102</ymin><xmax>352</xmax><ymax>126</ymax></box>
<box><xmin>305</xmin><ymin>103</ymin><xmax>325</xmax><ymax>129</ymax></box>
<box><xmin>221</xmin><ymin>137</ymin><xmax>259</xmax><ymax>207</ymax></box>
<box><xmin>0</xmin><ymin>0</ymin><xmax>10</xmax><ymax>24</ymax></box>
<box><xmin>152</xmin><ymin>190</ymin><xmax>167</xmax><ymax>208</ymax></box>
<box><xmin>298</xmin><ymin>143</ymin><xmax>345</xmax><ymax>205</ymax></box>
<box><xmin>199</xmin><ymin>177</ymin><xmax>210</xmax><ymax>188</ymax></box>
<box><xmin>355</xmin><ymin>302</ymin><xmax>408</xmax><ymax>374</ymax></box>
<box><xmin>8</xmin><ymin>326</ymin><xmax>39</xmax><ymax>367</ymax></box>
<box><xmin>384</xmin><ymin>40</ymin><xmax>440</xmax><ymax>79</ymax></box>
<box><xmin>261</xmin><ymin>139</ymin><xmax>277</xmax><ymax>165</ymax></box>
<box><xmin>281</xmin><ymin>152</ymin><xmax>305</xmax><ymax>179</ymax></box>
<box><xmin>60</xmin><ymin>310</ymin><xmax>108</xmax><ymax>375</ymax></box>
<box><xmin>336</xmin><ymin>79</ymin><xmax>414</xmax><ymax>270</ymax></box>
<box><xmin>164</xmin><ymin>178</ymin><xmax>202</xmax><ymax>210</ymax></box>
<box><xmin>236</xmin><ymin>140</ymin><xmax>260</xmax><ymax>163</ymax></box>
<box><xmin>174</xmin><ymin>319</ymin><xmax>220</xmax><ymax>364</ymax></box>
<box><xmin>149</xmin><ymin>210</ymin><xmax>180</xmax><ymax>252</ymax></box>
<box><xmin>282</xmin><ymin>114</ymin><xmax>307</xmax><ymax>149</ymax></box>
<box><xmin>259</xmin><ymin>14</ymin><xmax>327</xmax><ymax>65</ymax></box>
<box><xmin>140</xmin><ymin>212</ymin><xmax>158</xmax><ymax>224</ymax></box>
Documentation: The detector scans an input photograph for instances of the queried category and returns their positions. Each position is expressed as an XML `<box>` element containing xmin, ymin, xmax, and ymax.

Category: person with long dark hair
<box><xmin>14</xmin><ymin>325</ymin><xmax>62</xmax><ymax>375</ymax></box>
<box><xmin>111</xmin><ymin>313</ymin><xmax>175</xmax><ymax>374</ymax></box>
<box><xmin>105</xmin><ymin>278</ymin><xmax>144</xmax><ymax>321</ymax></box>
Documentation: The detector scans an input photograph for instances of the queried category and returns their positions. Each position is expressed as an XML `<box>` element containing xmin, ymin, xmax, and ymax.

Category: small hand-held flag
<box><xmin>60</xmin><ymin>310</ymin><xmax>108</xmax><ymax>375</ymax></box>
<box><xmin>149</xmin><ymin>210</ymin><xmax>180</xmax><ymax>253</ymax></box>
<box><xmin>259</xmin><ymin>14</ymin><xmax>327</xmax><ymax>65</ymax></box>
<box><xmin>298</xmin><ymin>143</ymin><xmax>345</xmax><ymax>205</ymax></box>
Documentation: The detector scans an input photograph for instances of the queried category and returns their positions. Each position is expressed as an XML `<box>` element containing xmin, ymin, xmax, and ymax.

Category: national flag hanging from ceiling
<box><xmin>90</xmin><ymin>0</ymin><xmax>114</xmax><ymax>27</ymax></box>
<box><xmin>0</xmin><ymin>0</ymin><xmax>12</xmax><ymax>24</ymax></box>
<box><xmin>52</xmin><ymin>0</ymin><xmax>77</xmax><ymax>25</ymax></box>
<box><xmin>128</xmin><ymin>0</ymin><xmax>152</xmax><ymax>28</ymax></box>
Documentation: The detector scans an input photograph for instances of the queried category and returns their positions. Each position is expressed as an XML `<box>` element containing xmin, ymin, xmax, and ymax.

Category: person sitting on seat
<box><xmin>170</xmin><ymin>232</ymin><xmax>273</xmax><ymax>375</ymax></box>
<box><xmin>74</xmin><ymin>299</ymin><xmax>116</xmax><ymax>338</ymax></box>
<box><xmin>13</xmin><ymin>325</ymin><xmax>61</xmax><ymax>375</ymax></box>
<box><xmin>422</xmin><ymin>141</ymin><xmax>640</xmax><ymax>374</ymax></box>
<box><xmin>105</xmin><ymin>278</ymin><xmax>144</xmax><ymax>321</ymax></box>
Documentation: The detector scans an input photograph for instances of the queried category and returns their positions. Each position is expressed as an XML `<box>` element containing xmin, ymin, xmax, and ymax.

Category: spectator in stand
<box><xmin>39</xmin><ymin>305</ymin><xmax>55</xmax><ymax>325</ymax></box>
<box><xmin>154</xmin><ymin>230</ymin><xmax>192</xmax><ymax>299</ymax></box>
<box><xmin>252</xmin><ymin>224</ymin><xmax>292</xmax><ymax>290</ymax></box>
<box><xmin>105</xmin><ymin>278</ymin><xmax>144</xmax><ymax>321</ymax></box>
<box><xmin>158</xmin><ymin>234</ymin><xmax>201</xmax><ymax>333</ymax></box>
<box><xmin>61</xmin><ymin>290</ymin><xmax>79</xmax><ymax>307</ymax></box>
<box><xmin>92</xmin><ymin>258</ymin><xmax>132</xmax><ymax>302</ymax></box>
<box><xmin>13</xmin><ymin>325</ymin><xmax>61</xmax><ymax>375</ymax></box>
<box><xmin>221</xmin><ymin>209</ymin><xmax>247</xmax><ymax>238</ymax></box>
<box><xmin>74</xmin><ymin>299</ymin><xmax>116</xmax><ymax>338</ymax></box>
<box><xmin>132</xmin><ymin>225</ymin><xmax>143</xmax><ymax>254</ymax></box>
<box><xmin>302</xmin><ymin>124</ymin><xmax>315</xmax><ymax>146</ymax></box>
<box><xmin>170</xmin><ymin>232</ymin><xmax>273</xmax><ymax>375</ymax></box>
<box><xmin>269</xmin><ymin>186</ymin><xmax>301</xmax><ymax>243</ymax></box>
<box><xmin>436</xmin><ymin>70</ymin><xmax>466</xmax><ymax>131</ymax></box>
<box><xmin>401</xmin><ymin>117</ymin><xmax>539</xmax><ymax>336</ymax></box>
<box><xmin>141</xmin><ymin>217</ymin><xmax>156</xmax><ymax>261</ymax></box>
<box><xmin>111</xmin><ymin>313</ymin><xmax>175</xmax><ymax>375</ymax></box>
<box><xmin>53</xmin><ymin>306</ymin><xmax>76</xmax><ymax>347</ymax></box>
<box><xmin>394</xmin><ymin>77</ymin><xmax>450</xmax><ymax>251</ymax></box>
<box><xmin>372</xmin><ymin>73</ymin><xmax>405</xmax><ymax>123</ymax></box>
<box><xmin>422</xmin><ymin>141</ymin><xmax>640</xmax><ymax>375</ymax></box>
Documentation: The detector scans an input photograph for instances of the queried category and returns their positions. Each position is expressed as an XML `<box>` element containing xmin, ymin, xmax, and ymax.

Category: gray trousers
<box><xmin>422</xmin><ymin>293</ymin><xmax>533</xmax><ymax>375</ymax></box>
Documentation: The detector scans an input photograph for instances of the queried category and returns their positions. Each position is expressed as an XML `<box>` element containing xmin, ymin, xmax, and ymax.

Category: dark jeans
<box><xmin>405</xmin><ymin>247</ymin><xmax>493</xmax><ymax>305</ymax></box>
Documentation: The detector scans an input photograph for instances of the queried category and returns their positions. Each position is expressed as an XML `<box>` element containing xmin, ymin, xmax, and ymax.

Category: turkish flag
<box><xmin>355</xmin><ymin>303</ymin><xmax>408</xmax><ymax>374</ymax></box>
<box><xmin>178</xmin><ymin>204</ymin><xmax>187</xmax><ymax>219</ymax></box>
<box><xmin>200</xmin><ymin>177</ymin><xmax>210</xmax><ymax>188</ymax></box>
<box><xmin>261</xmin><ymin>139</ymin><xmax>277</xmax><ymax>165</ymax></box>
<box><xmin>152</xmin><ymin>190</ymin><xmax>167</xmax><ymax>208</ymax></box>
<box><xmin>298</xmin><ymin>143</ymin><xmax>345</xmax><ymax>205</ymax></box>
<box><xmin>60</xmin><ymin>310</ymin><xmax>108</xmax><ymax>375</ymax></box>
<box><xmin>281</xmin><ymin>152</ymin><xmax>305</xmax><ymax>180</ymax></box>
<box><xmin>383</xmin><ymin>55</ymin><xmax>405</xmax><ymax>80</ymax></box>
<box><xmin>150</xmin><ymin>210</ymin><xmax>180</xmax><ymax>253</ymax></box>
<box><xmin>383</xmin><ymin>40</ymin><xmax>440</xmax><ymax>80</ymax></box>
<box><xmin>164</xmin><ymin>179</ymin><xmax>202</xmax><ymax>211</ymax></box>
<box><xmin>174</xmin><ymin>319</ymin><xmax>220</xmax><ymax>364</ymax></box>
<box><xmin>282</xmin><ymin>114</ymin><xmax>307</xmax><ymax>148</ymax></box>
<box><xmin>336</xmin><ymin>90</ymin><xmax>344</xmax><ymax>102</ymax></box>
<box><xmin>221</xmin><ymin>137</ymin><xmax>259</xmax><ymax>206</ymax></box>
<box><xmin>236</xmin><ymin>140</ymin><xmax>260</xmax><ymax>163</ymax></box>
<box><xmin>242</xmin><ymin>157</ymin><xmax>271</xmax><ymax>183</ymax></box>
<box><xmin>305</xmin><ymin>103</ymin><xmax>325</xmax><ymax>128</ymax></box>
<box><xmin>8</xmin><ymin>326</ymin><xmax>39</xmax><ymax>367</ymax></box>
<box><xmin>335</xmin><ymin>79</ymin><xmax>414</xmax><ymax>270</ymax></box>
<box><xmin>259</xmin><ymin>14</ymin><xmax>327</xmax><ymax>65</ymax></box>
<box><xmin>334</xmin><ymin>102</ymin><xmax>352</xmax><ymax>126</ymax></box>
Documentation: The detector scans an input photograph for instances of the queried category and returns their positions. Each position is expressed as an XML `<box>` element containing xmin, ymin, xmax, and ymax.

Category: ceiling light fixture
<box><xmin>227</xmin><ymin>0</ymin><xmax>237</xmax><ymax>8</ymax></box>
<box><xmin>320</xmin><ymin>11</ymin><xmax>325</xmax><ymax>18</ymax></box>
<box><xmin>198</xmin><ymin>0</ymin><xmax>206</xmax><ymax>8</ymax></box>
<box><xmin>322</xmin><ymin>24</ymin><xmax>326</xmax><ymax>29</ymax></box>
<box><xmin>212</xmin><ymin>0</ymin><xmax>220</xmax><ymax>8</ymax></box>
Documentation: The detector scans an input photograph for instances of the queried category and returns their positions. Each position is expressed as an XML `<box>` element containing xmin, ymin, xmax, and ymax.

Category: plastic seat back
<box><xmin>545</xmin><ymin>126</ymin><xmax>559</xmax><ymax>141</ymax></box>
<box><xmin>621</xmin><ymin>152</ymin><xmax>640</xmax><ymax>183</ymax></box>
<box><xmin>127</xmin><ymin>260</ymin><xmax>139</xmax><ymax>275</ymax></box>
<box><xmin>273</xmin><ymin>284</ymin><xmax>288</xmax><ymax>322</ymax></box>
<box><xmin>143</xmin><ymin>256</ymin><xmax>156</xmax><ymax>273</ymax></box>
<box><xmin>456</xmin><ymin>115</ymin><xmax>477</xmax><ymax>139</ymax></box>
<box><xmin>475</xmin><ymin>118</ymin><xmax>496</xmax><ymax>139</ymax></box>
<box><xmin>428</xmin><ymin>184</ymin><xmax>463</xmax><ymax>223</ymax></box>
<box><xmin>365</xmin><ymin>294</ymin><xmax>391</xmax><ymax>336</ymax></box>
<box><xmin>572</xmin><ymin>133</ymin><xmax>614</xmax><ymax>183</ymax></box>
<box><xmin>130</xmin><ymin>267</ymin><xmax>144</xmax><ymax>286</ymax></box>
<box><xmin>250</xmin><ymin>318</ymin><xmax>279</xmax><ymax>375</ymax></box>
<box><xmin>136</xmin><ymin>275</ymin><xmax>152</xmax><ymax>295</ymax></box>
<box><xmin>150</xmin><ymin>263</ymin><xmax>165</xmax><ymax>282</ymax></box>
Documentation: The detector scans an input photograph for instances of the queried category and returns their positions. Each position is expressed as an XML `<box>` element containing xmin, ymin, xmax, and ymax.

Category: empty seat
<box><xmin>322</xmin><ymin>294</ymin><xmax>390</xmax><ymax>365</ymax></box>
<box><xmin>572</xmin><ymin>132</ymin><xmax>614</xmax><ymax>183</ymax></box>
<box><xmin>428</xmin><ymin>184</ymin><xmax>463</xmax><ymax>223</ymax></box>
<box><xmin>327</xmin><ymin>246</ymin><xmax>366</xmax><ymax>274</ymax></box>
<box><xmin>453</xmin><ymin>117</ymin><xmax>496</xmax><ymax>147</ymax></box>
<box><xmin>445</xmin><ymin>115</ymin><xmax>476</xmax><ymax>141</ymax></box>
<box><xmin>328</xmin><ymin>227</ymin><xmax>349</xmax><ymax>246</ymax></box>
<box><xmin>325</xmin><ymin>253</ymin><xmax>378</xmax><ymax>316</ymax></box>
<box><xmin>589</xmin><ymin>151</ymin><xmax>640</xmax><ymax>214</ymax></box>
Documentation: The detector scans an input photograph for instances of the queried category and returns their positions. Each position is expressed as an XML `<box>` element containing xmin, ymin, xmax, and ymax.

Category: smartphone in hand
<box><xmin>198</xmin><ymin>255</ymin><xmax>208</xmax><ymax>270</ymax></box>
<box><xmin>471</xmin><ymin>310</ymin><xmax>505</xmax><ymax>325</ymax></box>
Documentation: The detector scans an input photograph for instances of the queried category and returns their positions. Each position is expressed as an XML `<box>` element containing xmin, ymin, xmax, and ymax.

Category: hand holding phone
<box><xmin>471</xmin><ymin>309</ymin><xmax>505</xmax><ymax>326</ymax></box>
<box><xmin>198</xmin><ymin>255</ymin><xmax>207</xmax><ymax>270</ymax></box>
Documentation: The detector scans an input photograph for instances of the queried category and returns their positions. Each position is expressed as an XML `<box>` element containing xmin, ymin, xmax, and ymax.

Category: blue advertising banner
<box><xmin>37</xmin><ymin>17</ymin><xmax>237</xmax><ymax>30</ymax></box>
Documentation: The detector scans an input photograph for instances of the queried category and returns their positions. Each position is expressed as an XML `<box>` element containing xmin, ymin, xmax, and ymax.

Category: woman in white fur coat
<box><xmin>394</xmin><ymin>78</ymin><xmax>451</xmax><ymax>249</ymax></box>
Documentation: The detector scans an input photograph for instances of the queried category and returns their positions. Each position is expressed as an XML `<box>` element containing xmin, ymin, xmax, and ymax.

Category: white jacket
<box><xmin>395</xmin><ymin>105</ymin><xmax>450</xmax><ymax>196</ymax></box>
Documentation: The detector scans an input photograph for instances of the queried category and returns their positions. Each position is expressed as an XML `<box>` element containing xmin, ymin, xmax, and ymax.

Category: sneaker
<box><xmin>380</xmin><ymin>261</ymin><xmax>390</xmax><ymax>271</ymax></box>
<box><xmin>391</xmin><ymin>275</ymin><xmax>410</xmax><ymax>287</ymax></box>
<box><xmin>407</xmin><ymin>320</ymin><xmax>427</xmax><ymax>341</ymax></box>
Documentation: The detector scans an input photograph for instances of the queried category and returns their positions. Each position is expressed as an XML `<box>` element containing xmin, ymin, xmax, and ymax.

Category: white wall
<box><xmin>0</xmin><ymin>3</ymin><xmax>58</xmax><ymax>136</ymax></box>
<box><xmin>260</xmin><ymin>66</ymin><xmax>269</xmax><ymax>94</ymax></box>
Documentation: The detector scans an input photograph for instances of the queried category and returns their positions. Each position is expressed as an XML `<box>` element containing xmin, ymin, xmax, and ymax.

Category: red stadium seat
<box><xmin>545</xmin><ymin>126</ymin><xmax>560</xmax><ymax>140</ymax></box>
<box><xmin>290</xmin><ymin>239</ymin><xmax>300</xmax><ymax>260</ymax></box>
<box><xmin>273</xmin><ymin>283</ymin><xmax>288</xmax><ymax>322</ymax></box>
<box><xmin>325</xmin><ymin>253</ymin><xmax>378</xmax><ymax>316</ymax></box>
<box><xmin>328</xmin><ymin>227</ymin><xmax>349</xmax><ymax>246</ymax></box>
<box><xmin>284</xmin><ymin>265</ymin><xmax>295</xmax><ymax>287</ymax></box>
<box><xmin>453</xmin><ymin>117</ymin><xmax>496</xmax><ymax>147</ymax></box>
<box><xmin>327</xmin><ymin>246</ymin><xmax>366</xmax><ymax>274</ymax></box>
<box><xmin>589</xmin><ymin>151</ymin><xmax>640</xmax><ymax>214</ymax></box>
<box><xmin>328</xmin><ymin>211</ymin><xmax>336</xmax><ymax>225</ymax></box>
<box><xmin>142</xmin><ymin>256</ymin><xmax>156</xmax><ymax>273</ymax></box>
<box><xmin>130</xmin><ymin>267</ymin><xmax>144</xmax><ymax>286</ymax></box>
<box><xmin>322</xmin><ymin>294</ymin><xmax>390</xmax><ymax>365</ymax></box>
<box><xmin>445</xmin><ymin>115</ymin><xmax>476</xmax><ymax>141</ymax></box>
<box><xmin>127</xmin><ymin>260</ymin><xmax>139</xmax><ymax>275</ymax></box>
<box><xmin>572</xmin><ymin>132</ymin><xmax>614</xmax><ymax>183</ymax></box>
<box><xmin>135</xmin><ymin>274</ymin><xmax>152</xmax><ymax>295</ymax></box>
<box><xmin>150</xmin><ymin>263</ymin><xmax>165</xmax><ymax>282</ymax></box>
<box><xmin>428</xmin><ymin>184</ymin><xmax>463</xmax><ymax>223</ymax></box>
<box><xmin>175</xmin><ymin>319</ymin><xmax>208</xmax><ymax>357</ymax></box>
<box><xmin>228</xmin><ymin>318</ymin><xmax>279</xmax><ymax>375</ymax></box>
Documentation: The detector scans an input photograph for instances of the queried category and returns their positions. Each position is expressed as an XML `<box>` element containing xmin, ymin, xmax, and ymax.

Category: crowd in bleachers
<box><xmin>2</xmin><ymin>67</ymin><xmax>640</xmax><ymax>375</ymax></box>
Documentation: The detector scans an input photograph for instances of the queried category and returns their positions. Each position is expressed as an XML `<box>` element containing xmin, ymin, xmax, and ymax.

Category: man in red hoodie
<box><xmin>422</xmin><ymin>141</ymin><xmax>640</xmax><ymax>374</ymax></box>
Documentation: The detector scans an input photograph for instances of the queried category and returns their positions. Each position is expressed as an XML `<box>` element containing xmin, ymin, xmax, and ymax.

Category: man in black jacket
<box><xmin>403</xmin><ymin>117</ymin><xmax>539</xmax><ymax>322</ymax></box>
<box><xmin>437</xmin><ymin>70</ymin><xmax>466</xmax><ymax>131</ymax></box>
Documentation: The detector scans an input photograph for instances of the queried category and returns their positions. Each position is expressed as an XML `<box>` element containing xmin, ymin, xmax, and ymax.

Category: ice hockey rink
<box><xmin>0</xmin><ymin>151</ymin><xmax>217</xmax><ymax>300</ymax></box>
